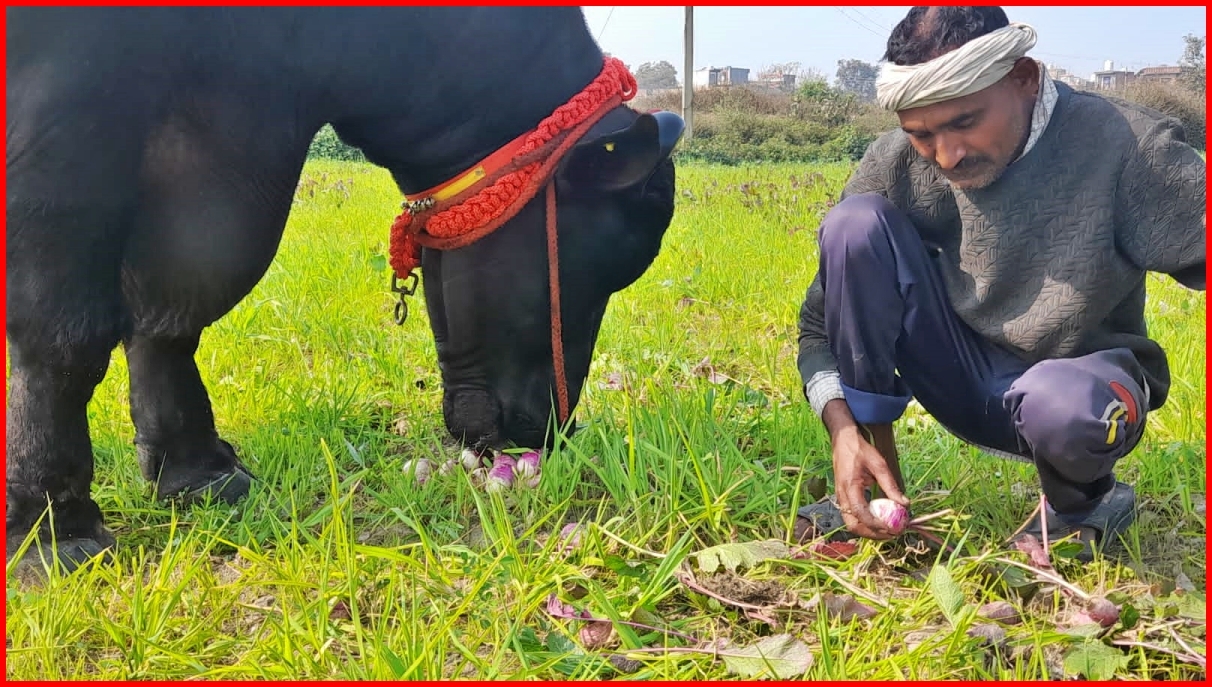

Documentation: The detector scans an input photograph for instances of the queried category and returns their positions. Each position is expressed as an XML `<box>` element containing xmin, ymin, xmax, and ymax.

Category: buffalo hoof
<box><xmin>6</xmin><ymin>528</ymin><xmax>116</xmax><ymax>582</ymax></box>
<box><xmin>163</xmin><ymin>463</ymin><xmax>254</xmax><ymax>506</ymax></box>
<box><xmin>145</xmin><ymin>437</ymin><xmax>254</xmax><ymax>505</ymax></box>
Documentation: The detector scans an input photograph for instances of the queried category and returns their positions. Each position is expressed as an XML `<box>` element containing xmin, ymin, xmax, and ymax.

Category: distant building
<box><xmin>693</xmin><ymin>66</ymin><xmax>750</xmax><ymax>88</ymax></box>
<box><xmin>1047</xmin><ymin>64</ymin><xmax>1093</xmax><ymax>91</ymax></box>
<box><xmin>1136</xmin><ymin>65</ymin><xmax>1183</xmax><ymax>84</ymax></box>
<box><xmin>1091</xmin><ymin>60</ymin><xmax>1137</xmax><ymax>90</ymax></box>
<box><xmin>756</xmin><ymin>71</ymin><xmax>798</xmax><ymax>91</ymax></box>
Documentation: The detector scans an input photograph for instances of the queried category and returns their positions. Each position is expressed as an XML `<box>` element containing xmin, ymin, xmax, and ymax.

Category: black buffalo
<box><xmin>5</xmin><ymin>7</ymin><xmax>682</xmax><ymax>571</ymax></box>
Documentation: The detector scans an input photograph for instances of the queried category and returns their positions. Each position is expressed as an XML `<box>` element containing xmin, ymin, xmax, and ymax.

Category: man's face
<box><xmin>896</xmin><ymin>58</ymin><xmax>1040</xmax><ymax>190</ymax></box>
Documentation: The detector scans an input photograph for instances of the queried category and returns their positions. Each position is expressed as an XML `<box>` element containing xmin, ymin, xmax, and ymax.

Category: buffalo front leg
<box><xmin>5</xmin><ymin>198</ymin><xmax>130</xmax><ymax>573</ymax></box>
<box><xmin>124</xmin><ymin>333</ymin><xmax>252</xmax><ymax>504</ymax></box>
<box><xmin>6</xmin><ymin>342</ymin><xmax>118</xmax><ymax>571</ymax></box>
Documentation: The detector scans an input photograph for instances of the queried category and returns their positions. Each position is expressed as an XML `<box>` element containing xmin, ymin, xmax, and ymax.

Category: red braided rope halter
<box><xmin>387</xmin><ymin>57</ymin><xmax>638</xmax><ymax>425</ymax></box>
<box><xmin>388</xmin><ymin>57</ymin><xmax>637</xmax><ymax>278</ymax></box>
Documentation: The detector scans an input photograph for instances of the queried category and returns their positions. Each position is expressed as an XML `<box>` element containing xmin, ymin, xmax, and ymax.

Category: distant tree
<box><xmin>635</xmin><ymin>60</ymin><xmax>679</xmax><ymax>90</ymax></box>
<box><xmin>835</xmin><ymin>58</ymin><xmax>879</xmax><ymax>102</ymax></box>
<box><xmin>1179</xmin><ymin>33</ymin><xmax>1205</xmax><ymax>95</ymax></box>
<box><xmin>800</xmin><ymin>67</ymin><xmax>828</xmax><ymax>85</ymax></box>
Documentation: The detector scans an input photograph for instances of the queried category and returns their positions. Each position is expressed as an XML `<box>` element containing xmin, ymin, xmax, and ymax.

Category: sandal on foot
<box><xmin>1007</xmin><ymin>480</ymin><xmax>1136</xmax><ymax>563</ymax></box>
<box><xmin>794</xmin><ymin>494</ymin><xmax>859</xmax><ymax>543</ymax></box>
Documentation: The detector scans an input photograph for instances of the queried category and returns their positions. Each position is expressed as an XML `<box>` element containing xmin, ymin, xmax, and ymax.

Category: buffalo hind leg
<box><xmin>121</xmin><ymin>110</ymin><xmax>309</xmax><ymax>507</ymax></box>
<box><xmin>125</xmin><ymin>333</ymin><xmax>252</xmax><ymax>503</ymax></box>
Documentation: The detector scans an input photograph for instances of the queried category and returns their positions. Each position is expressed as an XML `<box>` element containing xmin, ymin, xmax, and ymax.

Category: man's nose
<box><xmin>934</xmin><ymin>135</ymin><xmax>966</xmax><ymax>170</ymax></box>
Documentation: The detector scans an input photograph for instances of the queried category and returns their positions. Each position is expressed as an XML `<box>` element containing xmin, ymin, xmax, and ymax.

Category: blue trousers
<box><xmin>818</xmin><ymin>193</ymin><xmax>1149</xmax><ymax>514</ymax></box>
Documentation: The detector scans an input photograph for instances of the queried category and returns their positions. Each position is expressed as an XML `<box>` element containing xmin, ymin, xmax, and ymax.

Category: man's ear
<box><xmin>1009</xmin><ymin>56</ymin><xmax>1040</xmax><ymax>92</ymax></box>
<box><xmin>558</xmin><ymin>111</ymin><xmax>685</xmax><ymax>193</ymax></box>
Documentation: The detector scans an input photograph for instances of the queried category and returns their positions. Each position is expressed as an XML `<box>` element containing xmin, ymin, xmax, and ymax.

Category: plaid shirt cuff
<box><xmin>804</xmin><ymin>370</ymin><xmax>845</xmax><ymax>417</ymax></box>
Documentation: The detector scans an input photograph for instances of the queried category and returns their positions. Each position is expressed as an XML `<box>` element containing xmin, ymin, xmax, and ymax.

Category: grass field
<box><xmin>5</xmin><ymin>159</ymin><xmax>1206</xmax><ymax>680</ymax></box>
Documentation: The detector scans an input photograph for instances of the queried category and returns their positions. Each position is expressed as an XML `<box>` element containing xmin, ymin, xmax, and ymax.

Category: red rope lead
<box><xmin>544</xmin><ymin>183</ymin><xmax>569</xmax><ymax>424</ymax></box>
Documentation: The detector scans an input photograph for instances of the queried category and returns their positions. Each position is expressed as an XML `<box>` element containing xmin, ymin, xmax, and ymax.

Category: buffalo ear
<box><xmin>558</xmin><ymin>111</ymin><xmax>685</xmax><ymax>193</ymax></box>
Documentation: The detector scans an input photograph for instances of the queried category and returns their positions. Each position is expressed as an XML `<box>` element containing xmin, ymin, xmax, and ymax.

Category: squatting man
<box><xmin>793</xmin><ymin>6</ymin><xmax>1206</xmax><ymax>561</ymax></box>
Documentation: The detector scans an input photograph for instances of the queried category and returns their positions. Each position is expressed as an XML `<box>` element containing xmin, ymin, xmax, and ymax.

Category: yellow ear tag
<box><xmin>604</xmin><ymin>142</ymin><xmax>615</xmax><ymax>152</ymax></box>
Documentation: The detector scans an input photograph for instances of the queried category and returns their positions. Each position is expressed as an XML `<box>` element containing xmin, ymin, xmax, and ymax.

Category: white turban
<box><xmin>876</xmin><ymin>23</ymin><xmax>1037</xmax><ymax>112</ymax></box>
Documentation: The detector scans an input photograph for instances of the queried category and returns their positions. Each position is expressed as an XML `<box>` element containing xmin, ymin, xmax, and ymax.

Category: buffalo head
<box><xmin>418</xmin><ymin>106</ymin><xmax>683</xmax><ymax>452</ymax></box>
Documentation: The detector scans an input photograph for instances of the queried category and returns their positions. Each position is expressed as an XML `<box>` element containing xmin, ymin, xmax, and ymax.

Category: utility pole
<box><xmin>682</xmin><ymin>6</ymin><xmax>694</xmax><ymax>140</ymax></box>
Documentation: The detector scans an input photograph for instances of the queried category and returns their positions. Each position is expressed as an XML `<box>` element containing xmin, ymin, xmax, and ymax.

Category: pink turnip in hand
<box><xmin>848</xmin><ymin>498</ymin><xmax>957</xmax><ymax>551</ymax></box>
<box><xmin>869</xmin><ymin>498</ymin><xmax>909</xmax><ymax>534</ymax></box>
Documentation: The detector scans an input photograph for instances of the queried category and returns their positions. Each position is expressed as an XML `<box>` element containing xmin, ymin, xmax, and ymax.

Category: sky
<box><xmin>580</xmin><ymin>5</ymin><xmax>1207</xmax><ymax>83</ymax></box>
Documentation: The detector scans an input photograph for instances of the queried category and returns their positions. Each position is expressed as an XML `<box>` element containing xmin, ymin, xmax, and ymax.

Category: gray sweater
<box><xmin>798</xmin><ymin>82</ymin><xmax>1206</xmax><ymax>411</ymax></box>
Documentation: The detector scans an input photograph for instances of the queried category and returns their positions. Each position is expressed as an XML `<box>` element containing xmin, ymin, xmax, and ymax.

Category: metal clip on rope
<box><xmin>391</xmin><ymin>271</ymin><xmax>419</xmax><ymax>325</ymax></box>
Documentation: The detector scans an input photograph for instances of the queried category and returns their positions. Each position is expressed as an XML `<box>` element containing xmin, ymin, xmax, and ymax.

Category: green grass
<box><xmin>6</xmin><ymin>160</ymin><xmax>1206</xmax><ymax>680</ymax></box>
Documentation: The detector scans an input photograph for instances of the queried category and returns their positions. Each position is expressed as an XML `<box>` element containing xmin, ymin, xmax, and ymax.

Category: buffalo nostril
<box><xmin>443</xmin><ymin>387</ymin><xmax>503</xmax><ymax>450</ymax></box>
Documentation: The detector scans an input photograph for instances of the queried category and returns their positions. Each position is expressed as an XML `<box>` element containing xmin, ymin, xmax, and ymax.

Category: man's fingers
<box><xmin>842</xmin><ymin>510</ymin><xmax>893</xmax><ymax>540</ymax></box>
<box><xmin>841</xmin><ymin>482</ymin><xmax>892</xmax><ymax>540</ymax></box>
<box><xmin>868</xmin><ymin>457</ymin><xmax>910</xmax><ymax>507</ymax></box>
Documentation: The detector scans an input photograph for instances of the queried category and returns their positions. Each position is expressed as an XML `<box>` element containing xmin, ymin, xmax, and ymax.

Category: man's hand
<box><xmin>831</xmin><ymin>425</ymin><xmax>909</xmax><ymax>539</ymax></box>
<box><xmin>821</xmin><ymin>399</ymin><xmax>910</xmax><ymax>539</ymax></box>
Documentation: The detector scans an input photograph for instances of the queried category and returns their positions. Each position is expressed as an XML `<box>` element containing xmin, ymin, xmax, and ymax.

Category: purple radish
<box><xmin>401</xmin><ymin>458</ymin><xmax>434</xmax><ymax>485</ymax></box>
<box><xmin>1086</xmin><ymin>597</ymin><xmax>1120</xmax><ymax>628</ymax></box>
<box><xmin>515</xmin><ymin>450</ymin><xmax>541</xmax><ymax>478</ymax></box>
<box><xmin>461</xmin><ymin>448</ymin><xmax>485</xmax><ymax>471</ymax></box>
<box><xmin>485</xmin><ymin>455</ymin><xmax>516</xmax><ymax>493</ymax></box>
<box><xmin>468</xmin><ymin>467</ymin><xmax>489</xmax><ymax>488</ymax></box>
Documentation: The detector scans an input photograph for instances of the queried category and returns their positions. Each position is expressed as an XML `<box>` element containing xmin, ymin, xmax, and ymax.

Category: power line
<box><xmin>833</xmin><ymin>6</ymin><xmax>884</xmax><ymax>37</ymax></box>
<box><xmin>849</xmin><ymin>7</ymin><xmax>891</xmax><ymax>33</ymax></box>
<box><xmin>596</xmin><ymin>6</ymin><xmax>615</xmax><ymax>43</ymax></box>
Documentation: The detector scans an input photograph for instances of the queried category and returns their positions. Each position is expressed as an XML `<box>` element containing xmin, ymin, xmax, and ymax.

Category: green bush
<box><xmin>820</xmin><ymin>125</ymin><xmax>880</xmax><ymax>162</ymax></box>
<box><xmin>674</xmin><ymin>109</ymin><xmax>889</xmax><ymax>166</ymax></box>
<box><xmin>635</xmin><ymin>85</ymin><xmax>793</xmax><ymax>116</ymax></box>
<box><xmin>643</xmin><ymin>80</ymin><xmax>897</xmax><ymax>165</ymax></box>
<box><xmin>307</xmin><ymin>124</ymin><xmax>366</xmax><ymax>162</ymax></box>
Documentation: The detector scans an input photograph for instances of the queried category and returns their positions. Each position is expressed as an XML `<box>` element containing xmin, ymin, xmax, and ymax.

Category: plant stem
<box><xmin>1111</xmin><ymin>639</ymin><xmax>1206</xmax><ymax>668</ymax></box>
<box><xmin>908</xmin><ymin>509</ymin><xmax>954</xmax><ymax>526</ymax></box>
<box><xmin>676</xmin><ymin>572</ymin><xmax>772</xmax><ymax>612</ymax></box>
<box><xmin>1166</xmin><ymin>627</ymin><xmax>1203</xmax><ymax>665</ymax></box>
<box><xmin>909</xmin><ymin>527</ymin><xmax>958</xmax><ymax>555</ymax></box>
<box><xmin>990</xmin><ymin>557</ymin><xmax>1091</xmax><ymax>602</ymax></box>
<box><xmin>1038</xmin><ymin>492</ymin><xmax>1053</xmax><ymax>569</ymax></box>
<box><xmin>612</xmin><ymin>619</ymin><xmax>699</xmax><ymax>644</ymax></box>
<box><xmin>592</xmin><ymin>524</ymin><xmax>666</xmax><ymax>559</ymax></box>
<box><xmin>816</xmin><ymin>567</ymin><xmax>890</xmax><ymax>609</ymax></box>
